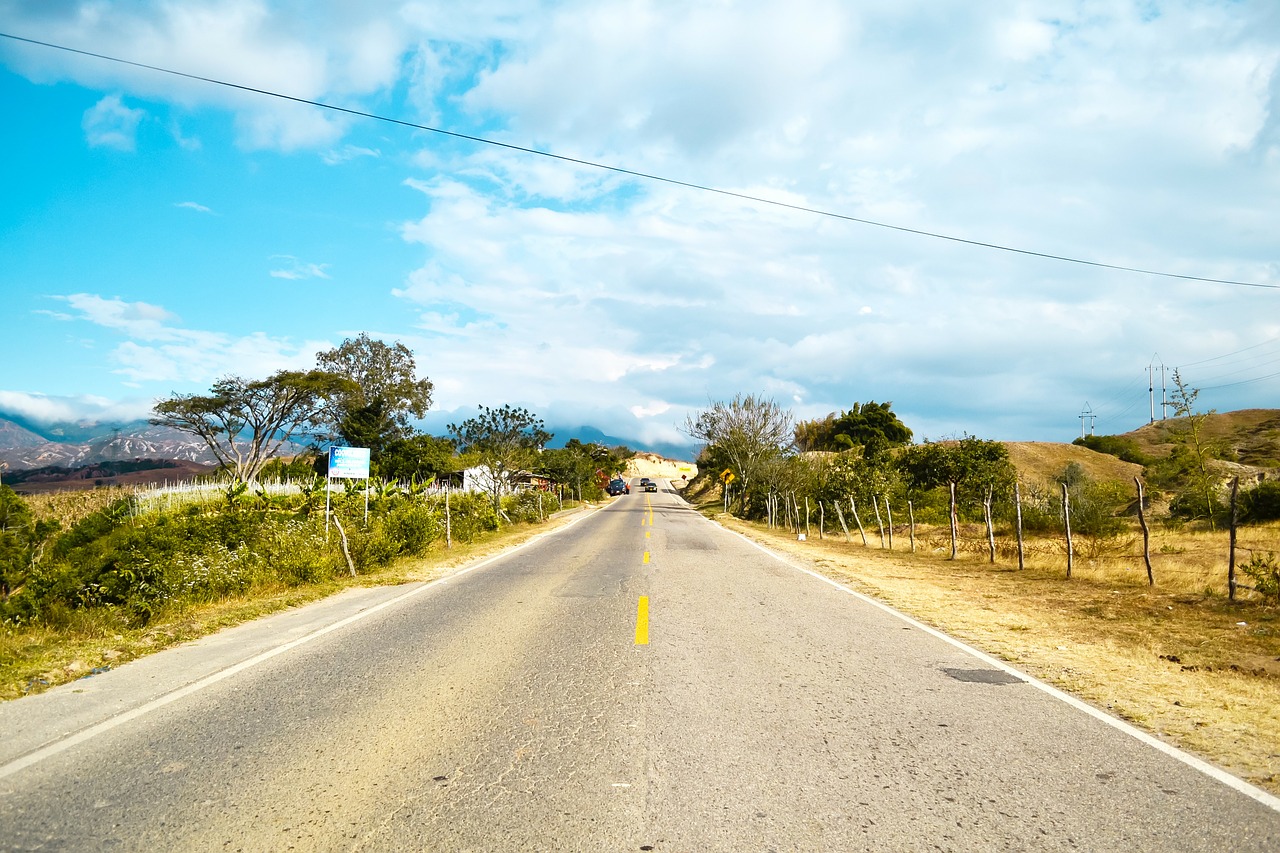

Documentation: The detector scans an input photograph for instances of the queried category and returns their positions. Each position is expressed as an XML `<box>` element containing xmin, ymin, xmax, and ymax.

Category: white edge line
<box><xmin>719</xmin><ymin>522</ymin><xmax>1280</xmax><ymax>814</ymax></box>
<box><xmin>0</xmin><ymin>505</ymin><xmax>601</xmax><ymax>781</ymax></box>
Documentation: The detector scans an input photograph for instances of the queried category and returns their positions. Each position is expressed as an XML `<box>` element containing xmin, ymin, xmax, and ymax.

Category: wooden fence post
<box><xmin>835</xmin><ymin>501</ymin><xmax>852</xmax><ymax>542</ymax></box>
<box><xmin>1135</xmin><ymin>477</ymin><xmax>1153</xmax><ymax>586</ymax></box>
<box><xmin>872</xmin><ymin>494</ymin><xmax>886</xmax><ymax>548</ymax></box>
<box><xmin>805</xmin><ymin>497</ymin><xmax>811</xmax><ymax>539</ymax></box>
<box><xmin>850</xmin><ymin>497</ymin><xmax>868</xmax><ymax>546</ymax></box>
<box><xmin>949</xmin><ymin>481</ymin><xmax>958</xmax><ymax>560</ymax></box>
<box><xmin>1229</xmin><ymin>477</ymin><xmax>1239</xmax><ymax>601</ymax></box>
<box><xmin>908</xmin><ymin>500</ymin><xmax>916</xmax><ymax>553</ymax></box>
<box><xmin>983</xmin><ymin>485</ymin><xmax>996</xmax><ymax>564</ymax></box>
<box><xmin>1062</xmin><ymin>482</ymin><xmax>1073</xmax><ymax>579</ymax></box>
<box><xmin>1014</xmin><ymin>481</ymin><xmax>1025</xmax><ymax>571</ymax></box>
<box><xmin>884</xmin><ymin>496</ymin><xmax>894</xmax><ymax>550</ymax></box>
<box><xmin>819</xmin><ymin>501</ymin><xmax>825</xmax><ymax>539</ymax></box>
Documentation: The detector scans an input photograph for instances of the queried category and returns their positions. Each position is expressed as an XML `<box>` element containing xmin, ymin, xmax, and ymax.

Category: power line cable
<box><xmin>1176</xmin><ymin>335</ymin><xmax>1280</xmax><ymax>368</ymax></box>
<box><xmin>4</xmin><ymin>30</ymin><xmax>1279</xmax><ymax>292</ymax></box>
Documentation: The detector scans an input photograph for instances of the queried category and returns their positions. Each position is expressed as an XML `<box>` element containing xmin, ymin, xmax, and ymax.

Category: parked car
<box><xmin>607</xmin><ymin>478</ymin><xmax>630</xmax><ymax>496</ymax></box>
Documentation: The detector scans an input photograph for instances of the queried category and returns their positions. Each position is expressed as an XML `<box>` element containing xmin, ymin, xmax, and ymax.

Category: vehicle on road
<box><xmin>644</xmin><ymin>480</ymin><xmax>658</xmax><ymax>492</ymax></box>
<box><xmin>607</xmin><ymin>479</ymin><xmax>630</xmax><ymax>496</ymax></box>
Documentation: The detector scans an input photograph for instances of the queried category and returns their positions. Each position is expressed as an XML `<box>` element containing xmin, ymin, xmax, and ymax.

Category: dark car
<box><xmin>644</xmin><ymin>480</ymin><xmax>658</xmax><ymax>493</ymax></box>
<box><xmin>607</xmin><ymin>478</ymin><xmax>630</xmax><ymax>496</ymax></box>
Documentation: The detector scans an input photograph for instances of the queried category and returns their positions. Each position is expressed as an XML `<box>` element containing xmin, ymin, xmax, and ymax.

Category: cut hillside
<box><xmin>626</xmin><ymin>453</ymin><xmax>698</xmax><ymax>483</ymax></box>
<box><xmin>1004</xmin><ymin>441</ymin><xmax>1143</xmax><ymax>486</ymax></box>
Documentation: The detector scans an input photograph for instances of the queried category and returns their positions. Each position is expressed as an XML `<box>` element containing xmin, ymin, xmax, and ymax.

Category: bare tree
<box><xmin>152</xmin><ymin>370</ymin><xmax>352</xmax><ymax>484</ymax></box>
<box><xmin>683</xmin><ymin>393</ymin><xmax>793</xmax><ymax>513</ymax></box>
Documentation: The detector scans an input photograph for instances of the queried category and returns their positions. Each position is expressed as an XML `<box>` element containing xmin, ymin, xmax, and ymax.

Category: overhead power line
<box><xmin>4</xmin><ymin>31</ymin><xmax>1278</xmax><ymax>291</ymax></box>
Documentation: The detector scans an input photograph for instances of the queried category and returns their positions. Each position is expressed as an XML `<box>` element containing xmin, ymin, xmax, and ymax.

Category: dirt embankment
<box><xmin>626</xmin><ymin>453</ymin><xmax>697</xmax><ymax>484</ymax></box>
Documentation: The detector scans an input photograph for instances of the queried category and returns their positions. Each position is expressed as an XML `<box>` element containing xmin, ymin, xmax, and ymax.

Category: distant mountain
<box><xmin>0</xmin><ymin>416</ymin><xmax>221</xmax><ymax>471</ymax></box>
<box><xmin>0</xmin><ymin>413</ymin><xmax>698</xmax><ymax>473</ymax></box>
<box><xmin>548</xmin><ymin>424</ymin><xmax>697</xmax><ymax>462</ymax></box>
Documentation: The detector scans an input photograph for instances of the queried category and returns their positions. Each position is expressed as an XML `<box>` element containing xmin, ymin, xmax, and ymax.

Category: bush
<box><xmin>381</xmin><ymin>500</ymin><xmax>443</xmax><ymax>556</ymax></box>
<box><xmin>1073</xmin><ymin>435</ymin><xmax>1152</xmax><ymax>465</ymax></box>
<box><xmin>445</xmin><ymin>491</ymin><xmax>500</xmax><ymax>543</ymax></box>
<box><xmin>1240</xmin><ymin>552</ymin><xmax>1279</xmax><ymax>601</ymax></box>
<box><xmin>504</xmin><ymin>490</ymin><xmax>548</xmax><ymax>524</ymax></box>
<box><xmin>1240</xmin><ymin>481</ymin><xmax>1280</xmax><ymax>524</ymax></box>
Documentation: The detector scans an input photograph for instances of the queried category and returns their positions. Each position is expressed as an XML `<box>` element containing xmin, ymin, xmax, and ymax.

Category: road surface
<box><xmin>2</xmin><ymin>480</ymin><xmax>1277</xmax><ymax>851</ymax></box>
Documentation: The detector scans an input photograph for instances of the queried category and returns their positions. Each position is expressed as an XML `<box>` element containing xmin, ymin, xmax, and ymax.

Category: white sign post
<box><xmin>326</xmin><ymin>446</ymin><xmax>371</xmax><ymax>530</ymax></box>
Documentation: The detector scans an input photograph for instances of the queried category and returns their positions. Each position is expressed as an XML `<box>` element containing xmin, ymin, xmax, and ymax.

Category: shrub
<box><xmin>1073</xmin><ymin>435</ymin><xmax>1152</xmax><ymax>465</ymax></box>
<box><xmin>1240</xmin><ymin>552</ymin><xmax>1279</xmax><ymax>601</ymax></box>
<box><xmin>381</xmin><ymin>500</ymin><xmax>443</xmax><ymax>556</ymax></box>
<box><xmin>1240</xmin><ymin>481</ymin><xmax>1280</xmax><ymax>524</ymax></box>
<box><xmin>504</xmin><ymin>490</ymin><xmax>548</xmax><ymax>524</ymax></box>
<box><xmin>446</xmin><ymin>491</ymin><xmax>499</xmax><ymax>543</ymax></box>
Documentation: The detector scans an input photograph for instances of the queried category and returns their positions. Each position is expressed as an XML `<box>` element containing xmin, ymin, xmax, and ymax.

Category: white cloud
<box><xmin>269</xmin><ymin>256</ymin><xmax>332</xmax><ymax>280</ymax></box>
<box><xmin>175</xmin><ymin>201</ymin><xmax>213</xmax><ymax>213</ymax></box>
<box><xmin>321</xmin><ymin>144</ymin><xmax>381</xmax><ymax>165</ymax></box>
<box><xmin>0</xmin><ymin>391</ymin><xmax>154</xmax><ymax>425</ymax></box>
<box><xmin>82</xmin><ymin>93</ymin><xmax>145</xmax><ymax>150</ymax></box>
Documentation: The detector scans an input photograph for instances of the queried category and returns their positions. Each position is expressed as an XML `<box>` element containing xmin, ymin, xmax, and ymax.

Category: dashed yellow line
<box><xmin>635</xmin><ymin>597</ymin><xmax>649</xmax><ymax>645</ymax></box>
<box><xmin>643</xmin><ymin>551</ymin><xmax>650</xmax><ymax>564</ymax></box>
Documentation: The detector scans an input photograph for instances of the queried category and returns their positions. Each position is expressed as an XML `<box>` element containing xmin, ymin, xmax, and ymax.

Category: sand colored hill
<box><xmin>626</xmin><ymin>452</ymin><xmax>698</xmax><ymax>483</ymax></box>
<box><xmin>1004</xmin><ymin>441</ymin><xmax>1143</xmax><ymax>486</ymax></box>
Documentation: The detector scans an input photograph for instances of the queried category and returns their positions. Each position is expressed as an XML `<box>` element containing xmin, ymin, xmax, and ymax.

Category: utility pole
<box><xmin>1147</xmin><ymin>354</ymin><xmax>1165</xmax><ymax>424</ymax></box>
<box><xmin>1078</xmin><ymin>402</ymin><xmax>1096</xmax><ymax>439</ymax></box>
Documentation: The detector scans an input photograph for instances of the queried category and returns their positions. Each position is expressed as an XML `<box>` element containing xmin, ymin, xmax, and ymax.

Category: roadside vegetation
<box><xmin>0</xmin><ymin>334</ymin><xmax>633</xmax><ymax>700</ymax></box>
<box><xmin>682</xmin><ymin>390</ymin><xmax>1280</xmax><ymax>793</ymax></box>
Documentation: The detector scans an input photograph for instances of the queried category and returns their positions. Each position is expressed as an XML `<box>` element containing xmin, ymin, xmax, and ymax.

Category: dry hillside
<box><xmin>1125</xmin><ymin>408</ymin><xmax>1280</xmax><ymax>468</ymax></box>
<box><xmin>1004</xmin><ymin>441</ymin><xmax>1143</xmax><ymax>486</ymax></box>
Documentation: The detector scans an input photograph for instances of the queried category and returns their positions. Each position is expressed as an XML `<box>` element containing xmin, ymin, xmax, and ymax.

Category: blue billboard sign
<box><xmin>328</xmin><ymin>446</ymin><xmax>370</xmax><ymax>479</ymax></box>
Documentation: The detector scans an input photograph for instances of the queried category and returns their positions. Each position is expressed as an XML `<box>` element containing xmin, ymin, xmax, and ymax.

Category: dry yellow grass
<box><xmin>713</xmin><ymin>513</ymin><xmax>1280</xmax><ymax>794</ymax></box>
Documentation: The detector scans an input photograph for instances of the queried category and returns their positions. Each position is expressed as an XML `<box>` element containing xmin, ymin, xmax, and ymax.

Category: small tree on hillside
<box><xmin>1165</xmin><ymin>370</ymin><xmax>1224</xmax><ymax>528</ymax></box>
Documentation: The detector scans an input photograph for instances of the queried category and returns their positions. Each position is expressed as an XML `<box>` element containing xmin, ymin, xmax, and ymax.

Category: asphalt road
<box><xmin>1</xmin><ymin>481</ymin><xmax>1278</xmax><ymax>852</ymax></box>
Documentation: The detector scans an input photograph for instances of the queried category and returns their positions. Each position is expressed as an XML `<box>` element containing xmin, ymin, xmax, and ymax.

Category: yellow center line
<box><xmin>635</xmin><ymin>596</ymin><xmax>649</xmax><ymax>645</ymax></box>
<box><xmin>643</xmin><ymin>551</ymin><xmax>650</xmax><ymax>564</ymax></box>
<box><xmin>645</xmin><ymin>530</ymin><xmax>650</xmax><ymax>539</ymax></box>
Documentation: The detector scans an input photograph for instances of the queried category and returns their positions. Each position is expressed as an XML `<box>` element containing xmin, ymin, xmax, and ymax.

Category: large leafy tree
<box><xmin>683</xmin><ymin>393</ymin><xmax>793</xmax><ymax>513</ymax></box>
<box><xmin>316</xmin><ymin>334</ymin><xmax>434</xmax><ymax>456</ymax></box>
<box><xmin>449</xmin><ymin>405</ymin><xmax>552</xmax><ymax>513</ymax></box>
<box><xmin>377</xmin><ymin>434</ymin><xmax>458</xmax><ymax>483</ymax></box>
<box><xmin>152</xmin><ymin>370</ymin><xmax>353</xmax><ymax>484</ymax></box>
<box><xmin>794</xmin><ymin>401</ymin><xmax>912</xmax><ymax>458</ymax></box>
<box><xmin>896</xmin><ymin>435</ymin><xmax>1016</xmax><ymax>506</ymax></box>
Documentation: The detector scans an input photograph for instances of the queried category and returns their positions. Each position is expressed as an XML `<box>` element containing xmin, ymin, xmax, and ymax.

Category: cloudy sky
<box><xmin>1</xmin><ymin>1</ymin><xmax>1278</xmax><ymax>455</ymax></box>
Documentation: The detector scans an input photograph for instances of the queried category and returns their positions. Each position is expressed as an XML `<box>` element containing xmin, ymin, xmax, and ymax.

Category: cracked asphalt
<box><xmin>1</xmin><ymin>482</ymin><xmax>1277</xmax><ymax>851</ymax></box>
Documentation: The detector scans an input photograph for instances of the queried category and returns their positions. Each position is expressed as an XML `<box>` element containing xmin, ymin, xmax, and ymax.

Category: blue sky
<box><xmin>1</xmin><ymin>1</ymin><xmax>1278</xmax><ymax>455</ymax></box>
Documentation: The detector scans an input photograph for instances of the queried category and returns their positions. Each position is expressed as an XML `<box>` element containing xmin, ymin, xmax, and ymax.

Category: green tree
<box><xmin>896</xmin><ymin>436</ymin><xmax>1016</xmax><ymax>519</ymax></box>
<box><xmin>682</xmin><ymin>393</ymin><xmax>793</xmax><ymax>514</ymax></box>
<box><xmin>316</xmin><ymin>334</ymin><xmax>435</xmax><ymax>456</ymax></box>
<box><xmin>449</xmin><ymin>405</ymin><xmax>552</xmax><ymax>515</ymax></box>
<box><xmin>1164</xmin><ymin>370</ymin><xmax>1223</xmax><ymax>528</ymax></box>
<box><xmin>152</xmin><ymin>370</ymin><xmax>353</xmax><ymax>484</ymax></box>
<box><xmin>793</xmin><ymin>402</ymin><xmax>912</xmax><ymax>458</ymax></box>
<box><xmin>376</xmin><ymin>434</ymin><xmax>458</xmax><ymax>484</ymax></box>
